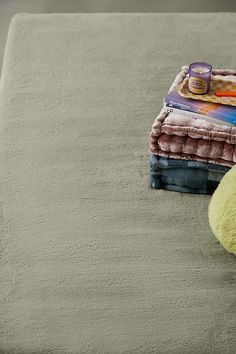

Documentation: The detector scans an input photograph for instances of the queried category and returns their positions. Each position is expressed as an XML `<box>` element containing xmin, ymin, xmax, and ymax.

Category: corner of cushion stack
<box><xmin>148</xmin><ymin>65</ymin><xmax>236</xmax><ymax>195</ymax></box>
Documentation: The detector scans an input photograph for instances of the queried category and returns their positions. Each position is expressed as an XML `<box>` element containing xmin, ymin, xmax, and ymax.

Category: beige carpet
<box><xmin>0</xmin><ymin>13</ymin><xmax>236</xmax><ymax>354</ymax></box>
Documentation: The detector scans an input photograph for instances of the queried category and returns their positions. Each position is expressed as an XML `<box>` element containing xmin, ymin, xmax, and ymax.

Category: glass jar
<box><xmin>188</xmin><ymin>62</ymin><xmax>212</xmax><ymax>95</ymax></box>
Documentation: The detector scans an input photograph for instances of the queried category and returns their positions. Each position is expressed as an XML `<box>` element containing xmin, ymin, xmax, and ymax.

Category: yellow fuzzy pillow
<box><xmin>208</xmin><ymin>165</ymin><xmax>236</xmax><ymax>255</ymax></box>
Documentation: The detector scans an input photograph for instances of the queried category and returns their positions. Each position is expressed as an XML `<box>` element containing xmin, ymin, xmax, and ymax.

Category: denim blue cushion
<box><xmin>150</xmin><ymin>155</ymin><xmax>230</xmax><ymax>194</ymax></box>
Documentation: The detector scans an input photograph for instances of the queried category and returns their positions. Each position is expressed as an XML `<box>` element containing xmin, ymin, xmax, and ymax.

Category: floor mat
<box><xmin>0</xmin><ymin>13</ymin><xmax>236</xmax><ymax>354</ymax></box>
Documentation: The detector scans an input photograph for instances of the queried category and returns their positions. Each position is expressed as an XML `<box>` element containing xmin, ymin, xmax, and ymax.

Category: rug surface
<box><xmin>0</xmin><ymin>13</ymin><xmax>236</xmax><ymax>354</ymax></box>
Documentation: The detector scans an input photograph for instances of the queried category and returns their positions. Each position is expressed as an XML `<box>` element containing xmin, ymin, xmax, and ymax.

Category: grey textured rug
<box><xmin>0</xmin><ymin>13</ymin><xmax>236</xmax><ymax>354</ymax></box>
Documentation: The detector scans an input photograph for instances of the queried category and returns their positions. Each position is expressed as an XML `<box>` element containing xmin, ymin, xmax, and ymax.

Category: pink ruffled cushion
<box><xmin>149</xmin><ymin>109</ymin><xmax>236</xmax><ymax>167</ymax></box>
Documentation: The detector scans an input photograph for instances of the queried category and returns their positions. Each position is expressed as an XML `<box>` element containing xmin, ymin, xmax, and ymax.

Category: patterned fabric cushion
<box><xmin>150</xmin><ymin>155</ymin><xmax>230</xmax><ymax>194</ymax></box>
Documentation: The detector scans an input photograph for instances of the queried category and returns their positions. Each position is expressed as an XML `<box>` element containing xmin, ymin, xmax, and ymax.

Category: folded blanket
<box><xmin>150</xmin><ymin>154</ymin><xmax>230</xmax><ymax>194</ymax></box>
<box><xmin>149</xmin><ymin>108</ymin><xmax>236</xmax><ymax>167</ymax></box>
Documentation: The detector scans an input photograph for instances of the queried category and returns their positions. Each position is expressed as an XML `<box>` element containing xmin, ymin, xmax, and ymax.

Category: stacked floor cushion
<box><xmin>149</xmin><ymin>103</ymin><xmax>236</xmax><ymax>194</ymax></box>
<box><xmin>149</xmin><ymin>65</ymin><xmax>236</xmax><ymax>194</ymax></box>
<box><xmin>150</xmin><ymin>154</ymin><xmax>230</xmax><ymax>194</ymax></box>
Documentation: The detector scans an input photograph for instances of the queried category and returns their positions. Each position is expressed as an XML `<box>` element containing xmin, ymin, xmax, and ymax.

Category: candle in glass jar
<box><xmin>188</xmin><ymin>62</ymin><xmax>212</xmax><ymax>94</ymax></box>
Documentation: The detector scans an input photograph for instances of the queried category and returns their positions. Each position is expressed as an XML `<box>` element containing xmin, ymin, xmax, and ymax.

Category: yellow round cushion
<box><xmin>208</xmin><ymin>165</ymin><xmax>236</xmax><ymax>255</ymax></box>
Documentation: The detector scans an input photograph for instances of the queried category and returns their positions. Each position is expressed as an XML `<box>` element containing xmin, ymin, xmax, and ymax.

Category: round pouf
<box><xmin>208</xmin><ymin>165</ymin><xmax>236</xmax><ymax>255</ymax></box>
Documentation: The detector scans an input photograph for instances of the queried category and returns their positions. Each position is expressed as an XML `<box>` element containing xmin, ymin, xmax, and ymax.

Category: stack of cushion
<box><xmin>149</xmin><ymin>69</ymin><xmax>236</xmax><ymax>194</ymax></box>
